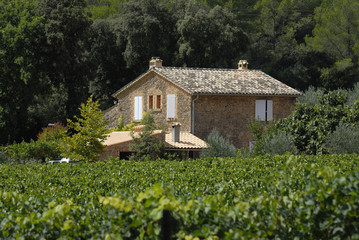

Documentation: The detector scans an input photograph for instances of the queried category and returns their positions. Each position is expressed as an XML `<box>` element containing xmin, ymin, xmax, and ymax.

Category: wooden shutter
<box><xmin>134</xmin><ymin>96</ymin><xmax>142</xmax><ymax>120</ymax></box>
<box><xmin>149</xmin><ymin>95</ymin><xmax>153</xmax><ymax>109</ymax></box>
<box><xmin>156</xmin><ymin>95</ymin><xmax>161</xmax><ymax>109</ymax></box>
<box><xmin>167</xmin><ymin>94</ymin><xmax>176</xmax><ymax>119</ymax></box>
<box><xmin>266</xmin><ymin>100</ymin><xmax>273</xmax><ymax>121</ymax></box>
<box><xmin>255</xmin><ymin>100</ymin><xmax>266</xmax><ymax>121</ymax></box>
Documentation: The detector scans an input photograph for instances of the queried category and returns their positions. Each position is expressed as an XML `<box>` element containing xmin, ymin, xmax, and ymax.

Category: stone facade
<box><xmin>193</xmin><ymin>95</ymin><xmax>296</xmax><ymax>147</ymax></box>
<box><xmin>104</xmin><ymin>72</ymin><xmax>192</xmax><ymax>132</ymax></box>
<box><xmin>104</xmin><ymin>63</ymin><xmax>300</xmax><ymax>149</ymax></box>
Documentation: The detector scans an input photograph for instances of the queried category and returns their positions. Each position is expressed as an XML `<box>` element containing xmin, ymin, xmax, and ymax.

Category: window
<box><xmin>148</xmin><ymin>95</ymin><xmax>162</xmax><ymax>110</ymax></box>
<box><xmin>255</xmin><ymin>100</ymin><xmax>273</xmax><ymax>121</ymax></box>
<box><xmin>156</xmin><ymin>95</ymin><xmax>161</xmax><ymax>109</ymax></box>
<box><xmin>149</xmin><ymin>95</ymin><xmax>153</xmax><ymax>109</ymax></box>
<box><xmin>167</xmin><ymin>94</ymin><xmax>176</xmax><ymax>119</ymax></box>
<box><xmin>134</xmin><ymin>96</ymin><xmax>142</xmax><ymax>121</ymax></box>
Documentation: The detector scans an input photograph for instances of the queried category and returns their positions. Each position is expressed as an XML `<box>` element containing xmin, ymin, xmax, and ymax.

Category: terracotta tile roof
<box><xmin>103</xmin><ymin>131</ymin><xmax>207</xmax><ymax>150</ymax></box>
<box><xmin>113</xmin><ymin>67</ymin><xmax>302</xmax><ymax>97</ymax></box>
<box><xmin>103</xmin><ymin>130</ymin><xmax>164</xmax><ymax>147</ymax></box>
<box><xmin>165</xmin><ymin>132</ymin><xmax>208</xmax><ymax>149</ymax></box>
<box><xmin>153</xmin><ymin>67</ymin><xmax>302</xmax><ymax>96</ymax></box>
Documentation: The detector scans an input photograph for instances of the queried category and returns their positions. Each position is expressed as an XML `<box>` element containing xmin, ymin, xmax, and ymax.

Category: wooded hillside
<box><xmin>1</xmin><ymin>0</ymin><xmax>358</xmax><ymax>144</ymax></box>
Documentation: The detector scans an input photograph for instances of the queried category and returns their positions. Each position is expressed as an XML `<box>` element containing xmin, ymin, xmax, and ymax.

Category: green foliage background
<box><xmin>1</xmin><ymin>0</ymin><xmax>359</xmax><ymax>144</ymax></box>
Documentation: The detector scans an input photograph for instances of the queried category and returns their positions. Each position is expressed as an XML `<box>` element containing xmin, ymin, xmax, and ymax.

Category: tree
<box><xmin>129</xmin><ymin>112</ymin><xmax>164</xmax><ymax>161</ymax></box>
<box><xmin>0</xmin><ymin>0</ymin><xmax>47</xmax><ymax>144</ymax></box>
<box><xmin>86</xmin><ymin>0</ymin><xmax>124</xmax><ymax>19</ymax></box>
<box><xmin>249</xmin><ymin>0</ymin><xmax>323</xmax><ymax>90</ymax></box>
<box><xmin>277</xmin><ymin>90</ymin><xmax>359</xmax><ymax>154</ymax></box>
<box><xmin>306</xmin><ymin>0</ymin><xmax>359</xmax><ymax>89</ymax></box>
<box><xmin>115</xmin><ymin>0</ymin><xmax>177</xmax><ymax>74</ymax></box>
<box><xmin>87</xmin><ymin>19</ymin><xmax>130</xmax><ymax>109</ymax></box>
<box><xmin>61</xmin><ymin>96</ymin><xmax>108</xmax><ymax>161</ymax></box>
<box><xmin>200</xmin><ymin>128</ymin><xmax>237</xmax><ymax>158</ymax></box>
<box><xmin>38</xmin><ymin>0</ymin><xmax>93</xmax><ymax>119</ymax></box>
<box><xmin>176</xmin><ymin>3</ymin><xmax>248</xmax><ymax>68</ymax></box>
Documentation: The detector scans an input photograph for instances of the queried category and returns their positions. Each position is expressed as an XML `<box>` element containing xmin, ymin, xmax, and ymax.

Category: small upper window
<box><xmin>149</xmin><ymin>95</ymin><xmax>154</xmax><ymax>109</ymax></box>
<box><xmin>149</xmin><ymin>95</ymin><xmax>162</xmax><ymax>110</ymax></box>
<box><xmin>156</xmin><ymin>95</ymin><xmax>161</xmax><ymax>109</ymax></box>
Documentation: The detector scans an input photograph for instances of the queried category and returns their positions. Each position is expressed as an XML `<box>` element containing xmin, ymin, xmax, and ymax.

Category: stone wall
<box><xmin>104</xmin><ymin>72</ymin><xmax>192</xmax><ymax>132</ymax></box>
<box><xmin>193</xmin><ymin>95</ymin><xmax>296</xmax><ymax>148</ymax></box>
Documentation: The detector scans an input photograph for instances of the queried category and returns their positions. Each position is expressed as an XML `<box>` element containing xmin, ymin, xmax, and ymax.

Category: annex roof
<box><xmin>112</xmin><ymin>66</ymin><xmax>302</xmax><ymax>98</ymax></box>
<box><xmin>103</xmin><ymin>130</ymin><xmax>164</xmax><ymax>147</ymax></box>
<box><xmin>165</xmin><ymin>132</ymin><xmax>208</xmax><ymax>150</ymax></box>
<box><xmin>103</xmin><ymin>131</ymin><xmax>207</xmax><ymax>150</ymax></box>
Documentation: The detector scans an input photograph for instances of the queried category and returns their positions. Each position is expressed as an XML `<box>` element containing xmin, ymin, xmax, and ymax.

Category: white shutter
<box><xmin>255</xmin><ymin>100</ymin><xmax>266</xmax><ymax>121</ymax></box>
<box><xmin>267</xmin><ymin>100</ymin><xmax>273</xmax><ymax>121</ymax></box>
<box><xmin>167</xmin><ymin>94</ymin><xmax>176</xmax><ymax>119</ymax></box>
<box><xmin>134</xmin><ymin>96</ymin><xmax>142</xmax><ymax>121</ymax></box>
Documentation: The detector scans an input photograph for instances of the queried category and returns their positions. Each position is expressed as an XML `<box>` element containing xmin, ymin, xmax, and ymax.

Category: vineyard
<box><xmin>0</xmin><ymin>155</ymin><xmax>359</xmax><ymax>239</ymax></box>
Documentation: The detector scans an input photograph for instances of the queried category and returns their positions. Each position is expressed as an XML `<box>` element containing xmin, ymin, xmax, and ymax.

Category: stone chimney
<box><xmin>172</xmin><ymin>123</ymin><xmax>181</xmax><ymax>142</ymax></box>
<box><xmin>238</xmin><ymin>60</ymin><xmax>248</xmax><ymax>70</ymax></box>
<box><xmin>149</xmin><ymin>57</ymin><xmax>162</xmax><ymax>69</ymax></box>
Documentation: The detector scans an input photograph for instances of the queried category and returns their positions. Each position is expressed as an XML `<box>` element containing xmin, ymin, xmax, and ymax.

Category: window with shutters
<box><xmin>149</xmin><ymin>95</ymin><xmax>154</xmax><ymax>109</ymax></box>
<box><xmin>134</xmin><ymin>96</ymin><xmax>142</xmax><ymax>121</ymax></box>
<box><xmin>255</xmin><ymin>100</ymin><xmax>273</xmax><ymax>121</ymax></box>
<box><xmin>167</xmin><ymin>94</ymin><xmax>176</xmax><ymax>120</ymax></box>
<box><xmin>156</xmin><ymin>95</ymin><xmax>161</xmax><ymax>109</ymax></box>
<box><xmin>148</xmin><ymin>95</ymin><xmax>162</xmax><ymax>110</ymax></box>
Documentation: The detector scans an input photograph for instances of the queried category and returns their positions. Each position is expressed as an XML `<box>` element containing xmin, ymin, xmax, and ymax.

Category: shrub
<box><xmin>297</xmin><ymin>86</ymin><xmax>324</xmax><ymax>106</ymax></box>
<box><xmin>115</xmin><ymin>114</ymin><xmax>124</xmax><ymax>131</ymax></box>
<box><xmin>200</xmin><ymin>128</ymin><xmax>237</xmax><ymax>158</ymax></box>
<box><xmin>0</xmin><ymin>151</ymin><xmax>10</xmax><ymax>164</ymax></box>
<box><xmin>325</xmin><ymin>122</ymin><xmax>359</xmax><ymax>154</ymax></box>
<box><xmin>261</xmin><ymin>130</ymin><xmax>297</xmax><ymax>155</ymax></box>
<box><xmin>3</xmin><ymin>139</ymin><xmax>62</xmax><ymax>163</ymax></box>
<box><xmin>347</xmin><ymin>83</ymin><xmax>359</xmax><ymax>106</ymax></box>
<box><xmin>129</xmin><ymin>112</ymin><xmax>164</xmax><ymax>161</ymax></box>
<box><xmin>278</xmin><ymin>90</ymin><xmax>356</xmax><ymax>154</ymax></box>
<box><xmin>37</xmin><ymin>122</ymin><xmax>67</xmax><ymax>141</ymax></box>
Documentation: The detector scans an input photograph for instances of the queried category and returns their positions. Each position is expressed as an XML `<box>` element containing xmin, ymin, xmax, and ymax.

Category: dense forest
<box><xmin>1</xmin><ymin>0</ymin><xmax>358</xmax><ymax>144</ymax></box>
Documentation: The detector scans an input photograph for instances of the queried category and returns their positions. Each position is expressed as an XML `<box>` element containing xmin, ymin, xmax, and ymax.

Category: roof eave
<box><xmin>111</xmin><ymin>68</ymin><xmax>193</xmax><ymax>98</ymax></box>
<box><xmin>193</xmin><ymin>92</ymin><xmax>303</xmax><ymax>97</ymax></box>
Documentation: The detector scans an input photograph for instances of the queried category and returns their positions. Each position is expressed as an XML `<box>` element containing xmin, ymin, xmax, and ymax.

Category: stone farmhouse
<box><xmin>104</xmin><ymin>57</ymin><xmax>302</xmax><ymax>151</ymax></box>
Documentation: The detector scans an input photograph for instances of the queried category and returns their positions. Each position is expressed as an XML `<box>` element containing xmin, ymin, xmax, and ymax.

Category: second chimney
<box><xmin>238</xmin><ymin>60</ymin><xmax>248</xmax><ymax>70</ymax></box>
<box><xmin>172</xmin><ymin>123</ymin><xmax>181</xmax><ymax>142</ymax></box>
<box><xmin>149</xmin><ymin>57</ymin><xmax>162</xmax><ymax>69</ymax></box>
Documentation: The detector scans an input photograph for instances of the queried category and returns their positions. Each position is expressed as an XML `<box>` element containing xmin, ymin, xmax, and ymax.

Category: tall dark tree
<box><xmin>0</xmin><ymin>0</ymin><xmax>46</xmax><ymax>143</ymax></box>
<box><xmin>38</xmin><ymin>0</ymin><xmax>92</xmax><ymax>119</ymax></box>
<box><xmin>248</xmin><ymin>0</ymin><xmax>324</xmax><ymax>90</ymax></box>
<box><xmin>115</xmin><ymin>0</ymin><xmax>177</xmax><ymax>74</ymax></box>
<box><xmin>87</xmin><ymin>19</ymin><xmax>130</xmax><ymax>109</ymax></box>
<box><xmin>176</xmin><ymin>2</ymin><xmax>248</xmax><ymax>68</ymax></box>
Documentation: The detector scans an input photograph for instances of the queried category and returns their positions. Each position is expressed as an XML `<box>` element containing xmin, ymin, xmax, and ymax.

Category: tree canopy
<box><xmin>1</xmin><ymin>0</ymin><xmax>358</xmax><ymax>144</ymax></box>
